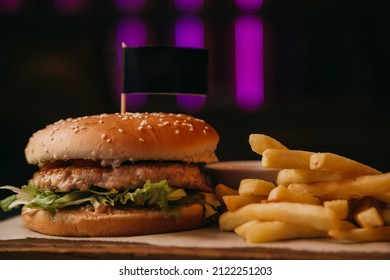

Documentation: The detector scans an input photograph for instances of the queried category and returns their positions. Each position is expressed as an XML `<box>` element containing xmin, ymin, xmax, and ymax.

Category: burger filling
<box><xmin>0</xmin><ymin>160</ymin><xmax>221</xmax><ymax>220</ymax></box>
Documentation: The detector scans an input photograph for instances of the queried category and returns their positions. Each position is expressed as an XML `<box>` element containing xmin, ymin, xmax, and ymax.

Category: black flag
<box><xmin>122</xmin><ymin>46</ymin><xmax>208</xmax><ymax>95</ymax></box>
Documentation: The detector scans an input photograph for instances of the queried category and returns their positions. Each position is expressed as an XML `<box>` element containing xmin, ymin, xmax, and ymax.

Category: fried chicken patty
<box><xmin>28</xmin><ymin>162</ymin><xmax>212</xmax><ymax>193</ymax></box>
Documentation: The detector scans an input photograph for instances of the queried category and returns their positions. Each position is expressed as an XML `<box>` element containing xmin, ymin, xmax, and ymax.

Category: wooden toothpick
<box><xmin>121</xmin><ymin>93</ymin><xmax>126</xmax><ymax>114</ymax></box>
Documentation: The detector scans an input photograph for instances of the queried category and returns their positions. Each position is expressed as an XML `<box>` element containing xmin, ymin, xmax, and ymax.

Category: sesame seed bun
<box><xmin>25</xmin><ymin>112</ymin><xmax>219</xmax><ymax>167</ymax></box>
<box><xmin>21</xmin><ymin>204</ymin><xmax>204</xmax><ymax>237</ymax></box>
<box><xmin>19</xmin><ymin>112</ymin><xmax>219</xmax><ymax>237</ymax></box>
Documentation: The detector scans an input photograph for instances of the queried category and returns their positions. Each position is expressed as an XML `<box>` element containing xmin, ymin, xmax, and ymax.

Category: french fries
<box><xmin>217</xmin><ymin>133</ymin><xmax>389</xmax><ymax>243</ymax></box>
<box><xmin>223</xmin><ymin>195</ymin><xmax>266</xmax><ymax>211</ymax></box>
<box><xmin>268</xmin><ymin>185</ymin><xmax>321</xmax><ymax>205</ymax></box>
<box><xmin>287</xmin><ymin>173</ymin><xmax>390</xmax><ymax>200</ymax></box>
<box><xmin>310</xmin><ymin>152</ymin><xmax>381</xmax><ymax>175</ymax></box>
<box><xmin>215</xmin><ymin>183</ymin><xmax>238</xmax><ymax>202</ymax></box>
<box><xmin>323</xmin><ymin>200</ymin><xmax>349</xmax><ymax>219</ymax></box>
<box><xmin>262</xmin><ymin>149</ymin><xmax>313</xmax><ymax>169</ymax></box>
<box><xmin>276</xmin><ymin>169</ymin><xmax>352</xmax><ymax>185</ymax></box>
<box><xmin>329</xmin><ymin>227</ymin><xmax>390</xmax><ymax>242</ymax></box>
<box><xmin>235</xmin><ymin>221</ymin><xmax>327</xmax><ymax>243</ymax></box>
<box><xmin>238</xmin><ymin>179</ymin><xmax>275</xmax><ymax>196</ymax></box>
<box><xmin>248</xmin><ymin>134</ymin><xmax>288</xmax><ymax>155</ymax></box>
<box><xmin>354</xmin><ymin>207</ymin><xmax>384</xmax><ymax>228</ymax></box>
<box><xmin>219</xmin><ymin>202</ymin><xmax>340</xmax><ymax>232</ymax></box>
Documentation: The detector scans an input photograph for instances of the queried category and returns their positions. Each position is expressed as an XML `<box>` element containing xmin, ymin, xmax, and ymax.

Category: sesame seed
<box><xmin>203</xmin><ymin>129</ymin><xmax>207</xmax><ymax>134</ymax></box>
<box><xmin>118</xmin><ymin>128</ymin><xmax>124</xmax><ymax>133</ymax></box>
<box><xmin>99</xmin><ymin>120</ymin><xmax>104</xmax><ymax>124</ymax></box>
<box><xmin>175</xmin><ymin>130</ymin><xmax>180</xmax><ymax>134</ymax></box>
<box><xmin>101</xmin><ymin>133</ymin><xmax>106</xmax><ymax>139</ymax></box>
<box><xmin>106</xmin><ymin>138</ymin><xmax>111</xmax><ymax>143</ymax></box>
<box><xmin>140</xmin><ymin>120</ymin><xmax>147</xmax><ymax>126</ymax></box>
<box><xmin>139</xmin><ymin>138</ymin><xmax>145</xmax><ymax>142</ymax></box>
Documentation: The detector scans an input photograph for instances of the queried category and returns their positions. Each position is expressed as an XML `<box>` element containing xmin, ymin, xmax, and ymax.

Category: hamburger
<box><xmin>0</xmin><ymin>112</ymin><xmax>220</xmax><ymax>236</ymax></box>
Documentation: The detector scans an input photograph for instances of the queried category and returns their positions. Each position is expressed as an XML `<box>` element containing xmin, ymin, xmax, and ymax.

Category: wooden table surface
<box><xmin>1</xmin><ymin>238</ymin><xmax>390</xmax><ymax>259</ymax></box>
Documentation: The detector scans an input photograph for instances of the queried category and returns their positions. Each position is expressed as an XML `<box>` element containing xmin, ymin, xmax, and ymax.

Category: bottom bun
<box><xmin>21</xmin><ymin>204</ymin><xmax>204</xmax><ymax>237</ymax></box>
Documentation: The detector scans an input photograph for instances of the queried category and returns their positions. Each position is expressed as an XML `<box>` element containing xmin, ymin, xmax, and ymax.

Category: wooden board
<box><xmin>1</xmin><ymin>238</ymin><xmax>389</xmax><ymax>259</ymax></box>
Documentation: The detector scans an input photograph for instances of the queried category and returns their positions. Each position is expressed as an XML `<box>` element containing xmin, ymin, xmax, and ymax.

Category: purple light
<box><xmin>117</xmin><ymin>18</ymin><xmax>147</xmax><ymax>49</ymax></box>
<box><xmin>175</xmin><ymin>16</ymin><xmax>206</xmax><ymax>113</ymax></box>
<box><xmin>116</xmin><ymin>0</ymin><xmax>145</xmax><ymax>12</ymax></box>
<box><xmin>235</xmin><ymin>15</ymin><xmax>264</xmax><ymax>111</ymax></box>
<box><xmin>117</xmin><ymin>18</ymin><xmax>148</xmax><ymax>110</ymax></box>
<box><xmin>175</xmin><ymin>0</ymin><xmax>203</xmax><ymax>13</ymax></box>
<box><xmin>235</xmin><ymin>0</ymin><xmax>263</xmax><ymax>13</ymax></box>
<box><xmin>175</xmin><ymin>16</ymin><xmax>204</xmax><ymax>48</ymax></box>
<box><xmin>0</xmin><ymin>0</ymin><xmax>22</xmax><ymax>12</ymax></box>
<box><xmin>54</xmin><ymin>0</ymin><xmax>86</xmax><ymax>13</ymax></box>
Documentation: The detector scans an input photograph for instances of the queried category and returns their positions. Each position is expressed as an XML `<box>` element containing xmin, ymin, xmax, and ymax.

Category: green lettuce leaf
<box><xmin>0</xmin><ymin>180</ymin><xmax>221</xmax><ymax>220</ymax></box>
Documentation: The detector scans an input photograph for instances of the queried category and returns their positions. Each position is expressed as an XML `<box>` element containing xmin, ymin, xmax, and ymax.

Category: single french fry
<box><xmin>380</xmin><ymin>208</ymin><xmax>390</xmax><ymax>225</ymax></box>
<box><xmin>222</xmin><ymin>195</ymin><xmax>266</xmax><ymax>211</ymax></box>
<box><xmin>339</xmin><ymin>220</ymin><xmax>358</xmax><ymax>231</ymax></box>
<box><xmin>323</xmin><ymin>200</ymin><xmax>349</xmax><ymax>220</ymax></box>
<box><xmin>276</xmin><ymin>169</ymin><xmax>353</xmax><ymax>186</ymax></box>
<box><xmin>288</xmin><ymin>172</ymin><xmax>390</xmax><ymax>201</ymax></box>
<box><xmin>249</xmin><ymin>134</ymin><xmax>288</xmax><ymax>155</ymax></box>
<box><xmin>235</xmin><ymin>220</ymin><xmax>327</xmax><ymax>243</ymax></box>
<box><xmin>372</xmin><ymin>192</ymin><xmax>390</xmax><ymax>205</ymax></box>
<box><xmin>268</xmin><ymin>185</ymin><xmax>321</xmax><ymax>205</ymax></box>
<box><xmin>354</xmin><ymin>207</ymin><xmax>384</xmax><ymax>228</ymax></box>
<box><xmin>329</xmin><ymin>226</ymin><xmax>390</xmax><ymax>242</ymax></box>
<box><xmin>262</xmin><ymin>149</ymin><xmax>313</xmax><ymax>169</ymax></box>
<box><xmin>238</xmin><ymin>179</ymin><xmax>275</xmax><ymax>196</ymax></box>
<box><xmin>215</xmin><ymin>183</ymin><xmax>238</xmax><ymax>202</ymax></box>
<box><xmin>310</xmin><ymin>152</ymin><xmax>381</xmax><ymax>175</ymax></box>
<box><xmin>219</xmin><ymin>202</ymin><xmax>340</xmax><ymax>232</ymax></box>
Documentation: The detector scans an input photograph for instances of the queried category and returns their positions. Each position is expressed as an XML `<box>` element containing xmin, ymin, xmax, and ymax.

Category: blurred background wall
<box><xmin>0</xmin><ymin>0</ymin><xmax>389</xmax><ymax>196</ymax></box>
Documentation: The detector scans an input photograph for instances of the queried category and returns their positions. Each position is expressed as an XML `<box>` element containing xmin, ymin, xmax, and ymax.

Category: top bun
<box><xmin>25</xmin><ymin>112</ymin><xmax>219</xmax><ymax>167</ymax></box>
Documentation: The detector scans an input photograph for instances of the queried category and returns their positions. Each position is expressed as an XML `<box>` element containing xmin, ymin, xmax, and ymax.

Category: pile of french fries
<box><xmin>217</xmin><ymin>134</ymin><xmax>390</xmax><ymax>243</ymax></box>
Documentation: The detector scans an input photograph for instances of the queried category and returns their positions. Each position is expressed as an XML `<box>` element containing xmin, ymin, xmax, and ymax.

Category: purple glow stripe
<box><xmin>175</xmin><ymin>16</ymin><xmax>206</xmax><ymax>113</ymax></box>
<box><xmin>235</xmin><ymin>15</ymin><xmax>264</xmax><ymax>110</ymax></box>
<box><xmin>175</xmin><ymin>16</ymin><xmax>204</xmax><ymax>48</ymax></box>
<box><xmin>117</xmin><ymin>18</ymin><xmax>147</xmax><ymax>110</ymax></box>
<box><xmin>174</xmin><ymin>0</ymin><xmax>203</xmax><ymax>13</ymax></box>
<box><xmin>116</xmin><ymin>0</ymin><xmax>145</xmax><ymax>12</ymax></box>
<box><xmin>235</xmin><ymin>0</ymin><xmax>263</xmax><ymax>13</ymax></box>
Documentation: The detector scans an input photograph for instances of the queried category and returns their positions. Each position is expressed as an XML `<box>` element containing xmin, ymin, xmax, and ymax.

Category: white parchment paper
<box><xmin>1</xmin><ymin>216</ymin><xmax>390</xmax><ymax>255</ymax></box>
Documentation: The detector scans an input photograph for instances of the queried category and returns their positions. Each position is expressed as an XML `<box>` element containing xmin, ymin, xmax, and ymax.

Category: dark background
<box><xmin>0</xmin><ymin>0</ymin><xmax>389</xmax><ymax>210</ymax></box>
